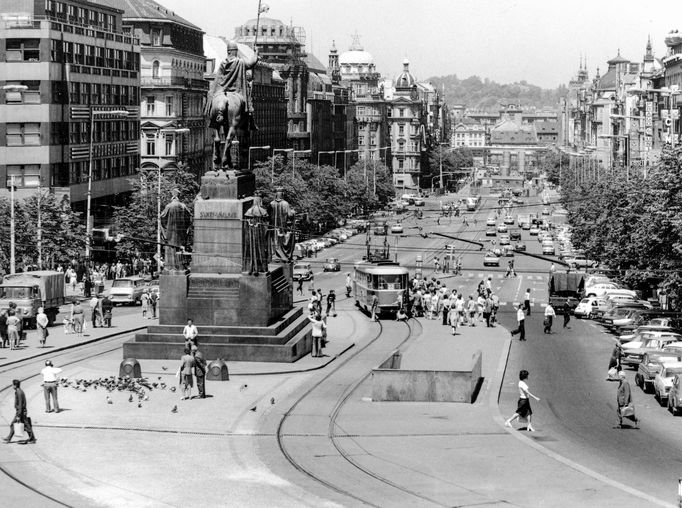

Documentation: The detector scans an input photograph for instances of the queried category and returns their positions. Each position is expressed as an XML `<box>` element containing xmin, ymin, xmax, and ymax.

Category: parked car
<box><xmin>390</xmin><ymin>223</ymin><xmax>404</xmax><ymax>234</ymax></box>
<box><xmin>486</xmin><ymin>228</ymin><xmax>497</xmax><ymax>236</ymax></box>
<box><xmin>636</xmin><ymin>352</ymin><xmax>682</xmax><ymax>393</ymax></box>
<box><xmin>486</xmin><ymin>217</ymin><xmax>496</xmax><ymax>227</ymax></box>
<box><xmin>504</xmin><ymin>215</ymin><xmax>514</xmax><ymax>225</ymax></box>
<box><xmin>413</xmin><ymin>198</ymin><xmax>425</xmax><ymax>207</ymax></box>
<box><xmin>653</xmin><ymin>362</ymin><xmax>682</xmax><ymax>406</ymax></box>
<box><xmin>542</xmin><ymin>244</ymin><xmax>555</xmax><ymax>255</ymax></box>
<box><xmin>293</xmin><ymin>263</ymin><xmax>313</xmax><ymax>281</ymax></box>
<box><xmin>322</xmin><ymin>258</ymin><xmax>341</xmax><ymax>272</ymax></box>
<box><xmin>541</xmin><ymin>207</ymin><xmax>550</xmax><ymax>216</ymax></box>
<box><xmin>620</xmin><ymin>334</ymin><xmax>682</xmax><ymax>367</ymax></box>
<box><xmin>108</xmin><ymin>276</ymin><xmax>148</xmax><ymax>306</ymax></box>
<box><xmin>566</xmin><ymin>254</ymin><xmax>598</xmax><ymax>269</ymax></box>
<box><xmin>574</xmin><ymin>297</ymin><xmax>608</xmax><ymax>319</ymax></box>
<box><xmin>483</xmin><ymin>251</ymin><xmax>500</xmax><ymax>267</ymax></box>
<box><xmin>499</xmin><ymin>233</ymin><xmax>510</xmax><ymax>245</ymax></box>
<box><xmin>529</xmin><ymin>226</ymin><xmax>540</xmax><ymax>236</ymax></box>
<box><xmin>515</xmin><ymin>242</ymin><xmax>526</xmax><ymax>252</ymax></box>
<box><xmin>510</xmin><ymin>230</ymin><xmax>522</xmax><ymax>241</ymax></box>
<box><xmin>497</xmin><ymin>224</ymin><xmax>508</xmax><ymax>233</ymax></box>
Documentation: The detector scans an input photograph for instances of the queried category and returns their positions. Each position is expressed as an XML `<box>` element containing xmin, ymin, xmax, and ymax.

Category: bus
<box><xmin>353</xmin><ymin>261</ymin><xmax>409</xmax><ymax>317</ymax></box>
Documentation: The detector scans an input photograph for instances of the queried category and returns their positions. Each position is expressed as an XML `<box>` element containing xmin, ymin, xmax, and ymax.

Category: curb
<box><xmin>490</xmin><ymin>328</ymin><xmax>675</xmax><ymax>508</ymax></box>
<box><xmin>231</xmin><ymin>343</ymin><xmax>355</xmax><ymax>376</ymax></box>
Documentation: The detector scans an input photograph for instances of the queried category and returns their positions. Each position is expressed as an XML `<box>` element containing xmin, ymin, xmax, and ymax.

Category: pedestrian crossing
<box><xmin>464</xmin><ymin>273</ymin><xmax>547</xmax><ymax>281</ymax></box>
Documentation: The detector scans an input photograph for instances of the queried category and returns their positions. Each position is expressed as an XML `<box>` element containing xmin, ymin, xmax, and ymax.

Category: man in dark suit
<box><xmin>193</xmin><ymin>349</ymin><xmax>207</xmax><ymax>399</ymax></box>
<box><xmin>3</xmin><ymin>379</ymin><xmax>36</xmax><ymax>444</ymax></box>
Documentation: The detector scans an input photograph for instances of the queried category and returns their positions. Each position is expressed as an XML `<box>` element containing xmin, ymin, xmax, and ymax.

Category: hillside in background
<box><xmin>427</xmin><ymin>74</ymin><xmax>567</xmax><ymax>111</ymax></box>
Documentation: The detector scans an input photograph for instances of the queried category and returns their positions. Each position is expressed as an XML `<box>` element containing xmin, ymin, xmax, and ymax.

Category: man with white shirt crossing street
<box><xmin>41</xmin><ymin>360</ymin><xmax>62</xmax><ymax>413</ymax></box>
<box><xmin>510</xmin><ymin>303</ymin><xmax>526</xmax><ymax>341</ymax></box>
<box><xmin>543</xmin><ymin>302</ymin><xmax>556</xmax><ymax>334</ymax></box>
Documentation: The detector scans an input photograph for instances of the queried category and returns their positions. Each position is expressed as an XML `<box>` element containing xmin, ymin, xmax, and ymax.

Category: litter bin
<box><xmin>119</xmin><ymin>358</ymin><xmax>141</xmax><ymax>378</ymax></box>
<box><xmin>207</xmin><ymin>358</ymin><xmax>229</xmax><ymax>381</ymax></box>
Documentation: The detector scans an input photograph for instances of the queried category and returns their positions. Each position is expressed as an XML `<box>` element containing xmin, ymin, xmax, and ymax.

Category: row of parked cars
<box><xmin>555</xmin><ymin>226</ymin><xmax>597</xmax><ymax>269</ymax></box>
<box><xmin>294</xmin><ymin>220</ymin><xmax>368</xmax><ymax>260</ymax></box>
<box><xmin>592</xmin><ymin>287</ymin><xmax>682</xmax><ymax>415</ymax></box>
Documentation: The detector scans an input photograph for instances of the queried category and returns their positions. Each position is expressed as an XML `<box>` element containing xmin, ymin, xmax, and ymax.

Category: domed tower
<box><xmin>338</xmin><ymin>32</ymin><xmax>379</xmax><ymax>97</ymax></box>
<box><xmin>395</xmin><ymin>58</ymin><xmax>416</xmax><ymax>91</ymax></box>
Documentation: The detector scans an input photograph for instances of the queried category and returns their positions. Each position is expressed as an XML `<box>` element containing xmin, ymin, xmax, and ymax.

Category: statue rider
<box><xmin>205</xmin><ymin>40</ymin><xmax>258</xmax><ymax>170</ymax></box>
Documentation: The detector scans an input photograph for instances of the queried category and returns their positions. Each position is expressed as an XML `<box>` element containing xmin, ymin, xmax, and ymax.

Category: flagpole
<box><xmin>254</xmin><ymin>0</ymin><xmax>263</xmax><ymax>50</ymax></box>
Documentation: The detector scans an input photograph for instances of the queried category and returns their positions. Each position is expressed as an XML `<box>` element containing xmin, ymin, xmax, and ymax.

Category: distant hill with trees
<box><xmin>426</xmin><ymin>74</ymin><xmax>568</xmax><ymax>111</ymax></box>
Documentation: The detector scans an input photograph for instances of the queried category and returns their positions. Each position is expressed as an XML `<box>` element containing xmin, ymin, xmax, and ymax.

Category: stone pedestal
<box><xmin>125</xmin><ymin>172</ymin><xmax>310</xmax><ymax>362</ymax></box>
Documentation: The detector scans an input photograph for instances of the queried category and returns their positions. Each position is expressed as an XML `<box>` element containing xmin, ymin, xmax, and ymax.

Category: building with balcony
<box><xmin>0</xmin><ymin>0</ymin><xmax>140</xmax><ymax>226</ymax></box>
<box><xmin>101</xmin><ymin>0</ymin><xmax>210</xmax><ymax>177</ymax></box>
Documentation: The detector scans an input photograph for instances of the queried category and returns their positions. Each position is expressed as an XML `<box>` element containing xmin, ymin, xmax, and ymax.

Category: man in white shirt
<box><xmin>36</xmin><ymin>307</ymin><xmax>49</xmax><ymax>347</ymax></box>
<box><xmin>524</xmin><ymin>289</ymin><xmax>531</xmax><ymax>316</ymax></box>
<box><xmin>544</xmin><ymin>303</ymin><xmax>556</xmax><ymax>334</ymax></box>
<box><xmin>510</xmin><ymin>304</ymin><xmax>526</xmax><ymax>341</ymax></box>
<box><xmin>183</xmin><ymin>319</ymin><xmax>199</xmax><ymax>347</ymax></box>
<box><xmin>41</xmin><ymin>360</ymin><xmax>62</xmax><ymax>413</ymax></box>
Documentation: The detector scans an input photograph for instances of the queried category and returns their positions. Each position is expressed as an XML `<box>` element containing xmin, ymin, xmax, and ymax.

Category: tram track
<box><xmin>276</xmin><ymin>317</ymin><xmax>453</xmax><ymax>507</ymax></box>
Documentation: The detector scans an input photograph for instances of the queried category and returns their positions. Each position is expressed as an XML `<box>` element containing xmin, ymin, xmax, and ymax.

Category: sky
<box><xmin>157</xmin><ymin>0</ymin><xmax>682</xmax><ymax>89</ymax></box>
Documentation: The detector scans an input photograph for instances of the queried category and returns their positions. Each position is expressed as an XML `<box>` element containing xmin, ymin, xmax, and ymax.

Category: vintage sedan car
<box><xmin>390</xmin><ymin>223</ymin><xmax>404</xmax><ymax>234</ymax></box>
<box><xmin>413</xmin><ymin>197</ymin><xmax>425</xmax><ymax>206</ymax></box>
<box><xmin>566</xmin><ymin>254</ymin><xmax>598</xmax><ymax>269</ymax></box>
<box><xmin>620</xmin><ymin>334</ymin><xmax>682</xmax><ymax>367</ymax></box>
<box><xmin>486</xmin><ymin>217</ymin><xmax>496</xmax><ymax>227</ymax></box>
<box><xmin>485</xmin><ymin>228</ymin><xmax>497</xmax><ymax>236</ymax></box>
<box><xmin>509</xmin><ymin>230</ymin><xmax>521</xmax><ymax>241</ymax></box>
<box><xmin>293</xmin><ymin>262</ymin><xmax>313</xmax><ymax>281</ymax></box>
<box><xmin>653</xmin><ymin>362</ymin><xmax>682</xmax><ymax>406</ymax></box>
<box><xmin>573</xmin><ymin>297</ymin><xmax>608</xmax><ymax>319</ymax></box>
<box><xmin>542</xmin><ymin>244</ymin><xmax>555</xmax><ymax>255</ymax></box>
<box><xmin>497</xmin><ymin>224</ymin><xmax>508</xmax><ymax>233</ymax></box>
<box><xmin>667</xmin><ymin>374</ymin><xmax>682</xmax><ymax>415</ymax></box>
<box><xmin>541</xmin><ymin>207</ymin><xmax>550</xmax><ymax>216</ymax></box>
<box><xmin>322</xmin><ymin>258</ymin><xmax>341</xmax><ymax>272</ymax></box>
<box><xmin>483</xmin><ymin>251</ymin><xmax>500</xmax><ymax>267</ymax></box>
<box><xmin>514</xmin><ymin>242</ymin><xmax>526</xmax><ymax>252</ymax></box>
<box><xmin>636</xmin><ymin>352</ymin><xmax>682</xmax><ymax>393</ymax></box>
<box><xmin>504</xmin><ymin>215</ymin><xmax>515</xmax><ymax>225</ymax></box>
<box><xmin>529</xmin><ymin>226</ymin><xmax>540</xmax><ymax>236</ymax></box>
<box><xmin>499</xmin><ymin>233</ymin><xmax>511</xmax><ymax>245</ymax></box>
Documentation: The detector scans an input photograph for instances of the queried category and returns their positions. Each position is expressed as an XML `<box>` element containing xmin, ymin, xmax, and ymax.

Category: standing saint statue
<box><xmin>160</xmin><ymin>189</ymin><xmax>191</xmax><ymax>271</ymax></box>
<box><xmin>243</xmin><ymin>193</ymin><xmax>270</xmax><ymax>274</ymax></box>
<box><xmin>204</xmin><ymin>40</ymin><xmax>258</xmax><ymax>171</ymax></box>
<box><xmin>269</xmin><ymin>187</ymin><xmax>296</xmax><ymax>262</ymax></box>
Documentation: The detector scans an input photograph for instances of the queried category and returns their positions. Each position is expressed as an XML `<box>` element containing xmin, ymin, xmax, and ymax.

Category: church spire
<box><xmin>644</xmin><ymin>34</ymin><xmax>654</xmax><ymax>62</ymax></box>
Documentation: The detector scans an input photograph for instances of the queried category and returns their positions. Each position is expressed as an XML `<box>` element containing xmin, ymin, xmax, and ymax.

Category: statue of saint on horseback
<box><xmin>205</xmin><ymin>40</ymin><xmax>258</xmax><ymax>173</ymax></box>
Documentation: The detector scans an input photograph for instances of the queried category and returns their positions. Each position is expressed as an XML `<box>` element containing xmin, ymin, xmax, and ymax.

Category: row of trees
<box><xmin>423</xmin><ymin>146</ymin><xmax>475</xmax><ymax>190</ymax></box>
<box><xmin>561</xmin><ymin>146</ymin><xmax>682</xmax><ymax>301</ymax></box>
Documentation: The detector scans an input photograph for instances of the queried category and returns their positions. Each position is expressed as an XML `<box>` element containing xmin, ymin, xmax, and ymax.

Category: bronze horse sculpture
<box><xmin>209</xmin><ymin>90</ymin><xmax>247</xmax><ymax>171</ymax></box>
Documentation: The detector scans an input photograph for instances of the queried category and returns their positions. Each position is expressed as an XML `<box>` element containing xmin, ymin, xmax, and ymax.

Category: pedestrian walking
<box><xmin>177</xmin><ymin>347</ymin><xmax>195</xmax><ymax>401</ymax></box>
<box><xmin>616</xmin><ymin>371</ymin><xmax>639</xmax><ymax>428</ymax></box>
<box><xmin>434</xmin><ymin>257</ymin><xmax>440</xmax><ymax>274</ymax></box>
<box><xmin>41</xmin><ymin>360</ymin><xmax>62</xmax><ymax>413</ymax></box>
<box><xmin>309</xmin><ymin>313</ymin><xmax>327</xmax><ymax>357</ymax></box>
<box><xmin>562</xmin><ymin>301</ymin><xmax>571</xmax><ymax>328</ymax></box>
<box><xmin>483</xmin><ymin>296</ymin><xmax>493</xmax><ymax>327</ymax></box>
<box><xmin>150</xmin><ymin>291</ymin><xmax>158</xmax><ymax>319</ymax></box>
<box><xmin>543</xmin><ymin>302</ymin><xmax>556</xmax><ymax>334</ymax></box>
<box><xmin>89</xmin><ymin>295</ymin><xmax>101</xmax><ymax>328</ymax></box>
<box><xmin>447</xmin><ymin>301</ymin><xmax>459</xmax><ymax>334</ymax></box>
<box><xmin>182</xmin><ymin>319</ymin><xmax>198</xmax><ymax>348</ymax></box>
<box><xmin>297</xmin><ymin>278</ymin><xmax>304</xmax><ymax>296</ymax></box>
<box><xmin>510</xmin><ymin>304</ymin><xmax>526</xmax><ymax>341</ymax></box>
<box><xmin>193</xmin><ymin>349</ymin><xmax>207</xmax><ymax>399</ymax></box>
<box><xmin>101</xmin><ymin>296</ymin><xmax>113</xmax><ymax>327</ymax></box>
<box><xmin>141</xmin><ymin>290</ymin><xmax>150</xmax><ymax>318</ymax></box>
<box><xmin>3</xmin><ymin>380</ymin><xmax>36</xmax><ymax>444</ymax></box>
<box><xmin>36</xmin><ymin>307</ymin><xmax>49</xmax><ymax>347</ymax></box>
<box><xmin>71</xmin><ymin>301</ymin><xmax>84</xmax><ymax>336</ymax></box>
<box><xmin>309</xmin><ymin>272</ymin><xmax>315</xmax><ymax>291</ymax></box>
<box><xmin>476</xmin><ymin>294</ymin><xmax>485</xmax><ymax>322</ymax></box>
<box><xmin>7</xmin><ymin>310</ymin><xmax>21</xmax><ymax>350</ymax></box>
<box><xmin>549</xmin><ymin>263</ymin><xmax>556</xmax><ymax>276</ymax></box>
<box><xmin>370</xmin><ymin>293</ymin><xmax>379</xmax><ymax>322</ymax></box>
<box><xmin>326</xmin><ymin>289</ymin><xmax>337</xmax><ymax>317</ymax></box>
<box><xmin>345</xmin><ymin>273</ymin><xmax>352</xmax><ymax>298</ymax></box>
<box><xmin>442</xmin><ymin>296</ymin><xmax>451</xmax><ymax>326</ymax></box>
<box><xmin>505</xmin><ymin>370</ymin><xmax>540</xmax><ymax>432</ymax></box>
<box><xmin>491</xmin><ymin>293</ymin><xmax>500</xmax><ymax>325</ymax></box>
<box><xmin>0</xmin><ymin>310</ymin><xmax>7</xmax><ymax>348</ymax></box>
<box><xmin>524</xmin><ymin>288</ymin><xmax>531</xmax><ymax>315</ymax></box>
<box><xmin>467</xmin><ymin>295</ymin><xmax>476</xmax><ymax>326</ymax></box>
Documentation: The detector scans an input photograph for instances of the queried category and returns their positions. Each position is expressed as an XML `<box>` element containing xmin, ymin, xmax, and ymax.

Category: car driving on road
<box><xmin>483</xmin><ymin>251</ymin><xmax>500</xmax><ymax>266</ymax></box>
<box><xmin>322</xmin><ymin>258</ymin><xmax>341</xmax><ymax>272</ymax></box>
<box><xmin>293</xmin><ymin>263</ymin><xmax>313</xmax><ymax>281</ymax></box>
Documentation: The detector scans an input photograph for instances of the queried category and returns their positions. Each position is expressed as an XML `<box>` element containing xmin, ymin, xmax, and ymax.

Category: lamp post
<box><xmin>438</xmin><ymin>142</ymin><xmax>450</xmax><ymax>191</ymax></box>
<box><xmin>342</xmin><ymin>149</ymin><xmax>359</xmax><ymax>182</ymax></box>
<box><xmin>85</xmin><ymin>109</ymin><xmax>129</xmax><ymax>261</ymax></box>
<box><xmin>156</xmin><ymin>127</ymin><xmax>189</xmax><ymax>273</ymax></box>
<box><xmin>248</xmin><ymin>145</ymin><xmax>271</xmax><ymax>171</ymax></box>
<box><xmin>369</xmin><ymin>147</ymin><xmax>389</xmax><ymax>197</ymax></box>
<box><xmin>317</xmin><ymin>150</ymin><xmax>334</xmax><ymax>171</ymax></box>
<box><xmin>293</xmin><ymin>149</ymin><xmax>311</xmax><ymax>175</ymax></box>
<box><xmin>271</xmin><ymin>148</ymin><xmax>293</xmax><ymax>182</ymax></box>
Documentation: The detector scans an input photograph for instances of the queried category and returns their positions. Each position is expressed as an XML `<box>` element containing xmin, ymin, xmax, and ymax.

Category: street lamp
<box><xmin>369</xmin><ymin>147</ymin><xmax>389</xmax><ymax>197</ymax></box>
<box><xmin>317</xmin><ymin>150</ymin><xmax>335</xmax><ymax>171</ymax></box>
<box><xmin>438</xmin><ymin>142</ymin><xmax>450</xmax><ymax>190</ymax></box>
<box><xmin>248</xmin><ymin>145</ymin><xmax>271</xmax><ymax>171</ymax></box>
<box><xmin>342</xmin><ymin>149</ymin><xmax>359</xmax><ymax>182</ymax></box>
<box><xmin>272</xmin><ymin>148</ymin><xmax>293</xmax><ymax>182</ymax></box>
<box><xmin>85</xmin><ymin>109</ymin><xmax>129</xmax><ymax>261</ymax></box>
<box><xmin>156</xmin><ymin>127</ymin><xmax>189</xmax><ymax>273</ymax></box>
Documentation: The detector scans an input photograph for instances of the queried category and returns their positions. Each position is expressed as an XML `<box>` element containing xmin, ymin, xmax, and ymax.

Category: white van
<box><xmin>109</xmin><ymin>276</ymin><xmax>148</xmax><ymax>305</ymax></box>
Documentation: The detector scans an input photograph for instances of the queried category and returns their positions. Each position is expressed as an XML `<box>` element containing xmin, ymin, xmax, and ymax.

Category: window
<box><xmin>398</xmin><ymin>125</ymin><xmax>404</xmax><ymax>136</ymax></box>
<box><xmin>4</xmin><ymin>81</ymin><xmax>40</xmax><ymax>104</ymax></box>
<box><xmin>165</xmin><ymin>134</ymin><xmax>174</xmax><ymax>155</ymax></box>
<box><xmin>151</xmin><ymin>28</ymin><xmax>162</xmax><ymax>46</ymax></box>
<box><xmin>399</xmin><ymin>108</ymin><xmax>405</xmax><ymax>117</ymax></box>
<box><xmin>6</xmin><ymin>39</ymin><xmax>40</xmax><ymax>62</ymax></box>
<box><xmin>6</xmin><ymin>123</ymin><xmax>40</xmax><ymax>146</ymax></box>
<box><xmin>152</xmin><ymin>60</ymin><xmax>160</xmax><ymax>78</ymax></box>
<box><xmin>165</xmin><ymin>96</ymin><xmax>173</xmax><ymax>116</ymax></box>
<box><xmin>146</xmin><ymin>96</ymin><xmax>155</xmax><ymax>115</ymax></box>
<box><xmin>7</xmin><ymin>165</ymin><xmax>41</xmax><ymax>188</ymax></box>
<box><xmin>398</xmin><ymin>160</ymin><xmax>404</xmax><ymax>170</ymax></box>
<box><xmin>145</xmin><ymin>132</ymin><xmax>156</xmax><ymax>155</ymax></box>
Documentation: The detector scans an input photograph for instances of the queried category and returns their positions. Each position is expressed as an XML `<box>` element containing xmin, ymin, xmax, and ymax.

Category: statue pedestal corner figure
<box><xmin>159</xmin><ymin>188</ymin><xmax>191</xmax><ymax>274</ymax></box>
<box><xmin>269</xmin><ymin>187</ymin><xmax>296</xmax><ymax>264</ymax></box>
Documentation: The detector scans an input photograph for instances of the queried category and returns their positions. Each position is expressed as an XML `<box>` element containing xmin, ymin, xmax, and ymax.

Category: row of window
<box><xmin>69</xmin><ymin>157</ymin><xmax>135</xmax><ymax>185</ymax></box>
<box><xmin>5</xmin><ymin>121</ymin><xmax>139</xmax><ymax>146</ymax></box>
<box><xmin>46</xmin><ymin>0</ymin><xmax>117</xmax><ymax>32</ymax></box>
<box><xmin>69</xmin><ymin>82</ymin><xmax>139</xmax><ymax>106</ymax></box>
<box><xmin>49</xmin><ymin>39</ymin><xmax>138</xmax><ymax>70</ymax></box>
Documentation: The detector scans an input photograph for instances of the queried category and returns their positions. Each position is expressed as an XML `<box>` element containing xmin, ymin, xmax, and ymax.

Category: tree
<box><xmin>539</xmin><ymin>151</ymin><xmax>570</xmax><ymax>186</ymax></box>
<box><xmin>425</xmin><ymin>146</ymin><xmax>474</xmax><ymax>190</ymax></box>
<box><xmin>111</xmin><ymin>167</ymin><xmax>200</xmax><ymax>261</ymax></box>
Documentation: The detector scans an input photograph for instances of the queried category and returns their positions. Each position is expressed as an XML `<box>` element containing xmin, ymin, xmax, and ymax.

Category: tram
<box><xmin>353</xmin><ymin>261</ymin><xmax>409</xmax><ymax>316</ymax></box>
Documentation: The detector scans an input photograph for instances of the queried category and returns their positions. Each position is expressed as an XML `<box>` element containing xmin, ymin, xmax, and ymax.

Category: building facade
<box><xmin>102</xmin><ymin>0</ymin><xmax>210</xmax><ymax>177</ymax></box>
<box><xmin>0</xmin><ymin>0</ymin><xmax>141</xmax><ymax>226</ymax></box>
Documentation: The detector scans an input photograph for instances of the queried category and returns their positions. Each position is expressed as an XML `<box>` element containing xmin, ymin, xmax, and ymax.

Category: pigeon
<box><xmin>137</xmin><ymin>402</ymin><xmax>142</xmax><ymax>408</ymax></box>
<box><xmin>106</xmin><ymin>396</ymin><xmax>113</xmax><ymax>404</ymax></box>
<box><xmin>250</xmin><ymin>406</ymin><xmax>257</xmax><ymax>412</ymax></box>
<box><xmin>161</xmin><ymin>366</ymin><xmax>168</xmax><ymax>371</ymax></box>
<box><xmin>171</xmin><ymin>405</ymin><xmax>177</xmax><ymax>413</ymax></box>
<box><xmin>270</xmin><ymin>397</ymin><xmax>275</xmax><ymax>405</ymax></box>
<box><xmin>128</xmin><ymin>394</ymin><xmax>133</xmax><ymax>402</ymax></box>
<box><xmin>240</xmin><ymin>384</ymin><xmax>248</xmax><ymax>391</ymax></box>
<box><xmin>170</xmin><ymin>386</ymin><xmax>176</xmax><ymax>392</ymax></box>
<box><xmin>144</xmin><ymin>395</ymin><xmax>149</xmax><ymax>401</ymax></box>
<box><xmin>158</xmin><ymin>377</ymin><xmax>162</xmax><ymax>381</ymax></box>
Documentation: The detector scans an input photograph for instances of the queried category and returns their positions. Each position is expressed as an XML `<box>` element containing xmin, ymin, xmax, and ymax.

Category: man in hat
<box><xmin>3</xmin><ymin>380</ymin><xmax>36</xmax><ymax>444</ymax></box>
<box><xmin>41</xmin><ymin>360</ymin><xmax>62</xmax><ymax>413</ymax></box>
<box><xmin>193</xmin><ymin>347</ymin><xmax>207</xmax><ymax>399</ymax></box>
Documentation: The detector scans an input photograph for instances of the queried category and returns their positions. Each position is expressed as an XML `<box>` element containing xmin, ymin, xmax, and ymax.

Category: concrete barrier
<box><xmin>371</xmin><ymin>350</ymin><xmax>482</xmax><ymax>403</ymax></box>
